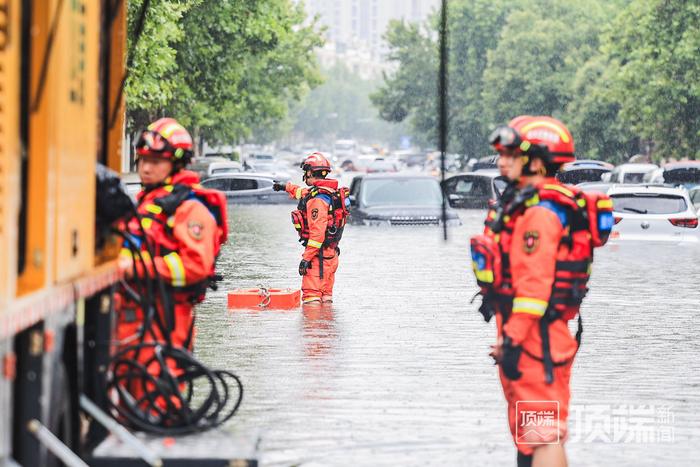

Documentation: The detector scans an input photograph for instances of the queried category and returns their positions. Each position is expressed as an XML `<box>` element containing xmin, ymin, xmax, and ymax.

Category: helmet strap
<box><xmin>170</xmin><ymin>160</ymin><xmax>185</xmax><ymax>175</ymax></box>
<box><xmin>521</xmin><ymin>154</ymin><xmax>537</xmax><ymax>177</ymax></box>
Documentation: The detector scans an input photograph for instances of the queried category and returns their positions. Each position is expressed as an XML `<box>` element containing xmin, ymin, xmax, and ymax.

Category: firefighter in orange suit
<box><xmin>117</xmin><ymin>118</ymin><xmax>227</xmax><ymax>366</ymax></box>
<box><xmin>470</xmin><ymin>116</ymin><xmax>613</xmax><ymax>467</ymax></box>
<box><xmin>273</xmin><ymin>152</ymin><xmax>349</xmax><ymax>304</ymax></box>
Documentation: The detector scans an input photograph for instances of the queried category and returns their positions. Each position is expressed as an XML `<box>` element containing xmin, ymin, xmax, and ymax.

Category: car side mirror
<box><xmin>448</xmin><ymin>194</ymin><xmax>460</xmax><ymax>201</ymax></box>
<box><xmin>348</xmin><ymin>195</ymin><xmax>357</xmax><ymax>206</ymax></box>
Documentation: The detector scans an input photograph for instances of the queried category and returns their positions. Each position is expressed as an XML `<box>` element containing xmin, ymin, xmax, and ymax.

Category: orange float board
<box><xmin>227</xmin><ymin>288</ymin><xmax>301</xmax><ymax>309</ymax></box>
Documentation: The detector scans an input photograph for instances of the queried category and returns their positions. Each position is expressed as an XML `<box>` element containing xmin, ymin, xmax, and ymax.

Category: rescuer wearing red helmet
<box><xmin>470</xmin><ymin>116</ymin><xmax>613</xmax><ymax>467</ymax></box>
<box><xmin>273</xmin><ymin>152</ymin><xmax>350</xmax><ymax>304</ymax></box>
<box><xmin>116</xmin><ymin>118</ymin><xmax>228</xmax><ymax>398</ymax></box>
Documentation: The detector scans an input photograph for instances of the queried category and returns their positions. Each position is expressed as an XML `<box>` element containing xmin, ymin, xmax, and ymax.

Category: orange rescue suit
<box><xmin>117</xmin><ymin>170</ymin><xmax>221</xmax><ymax>360</ymax></box>
<box><xmin>285</xmin><ymin>179</ymin><xmax>342</xmax><ymax>303</ymax></box>
<box><xmin>481</xmin><ymin>179</ymin><xmax>593</xmax><ymax>455</ymax></box>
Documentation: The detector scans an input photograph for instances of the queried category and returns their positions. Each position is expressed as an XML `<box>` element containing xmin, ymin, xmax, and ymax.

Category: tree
<box><xmin>370</xmin><ymin>19</ymin><xmax>441</xmax><ymax>149</ymax></box>
<box><xmin>125</xmin><ymin>0</ymin><xmax>323</xmax><ymax>147</ymax></box>
<box><xmin>125</xmin><ymin>0</ymin><xmax>194</xmax><ymax>130</ymax></box>
<box><xmin>566</xmin><ymin>55</ymin><xmax>639</xmax><ymax>162</ymax></box>
<box><xmin>482</xmin><ymin>1</ymin><xmax>613</xmax><ymax>125</ymax></box>
<box><xmin>285</xmin><ymin>62</ymin><xmax>405</xmax><ymax>145</ymax></box>
<box><xmin>594</xmin><ymin>0</ymin><xmax>700</xmax><ymax>160</ymax></box>
<box><xmin>373</xmin><ymin>0</ymin><xmax>669</xmax><ymax>161</ymax></box>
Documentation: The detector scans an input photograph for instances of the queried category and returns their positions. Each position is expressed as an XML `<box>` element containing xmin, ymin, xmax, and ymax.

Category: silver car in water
<box><xmin>200</xmin><ymin>173</ymin><xmax>294</xmax><ymax>204</ymax></box>
<box><xmin>608</xmin><ymin>184</ymin><xmax>699</xmax><ymax>243</ymax></box>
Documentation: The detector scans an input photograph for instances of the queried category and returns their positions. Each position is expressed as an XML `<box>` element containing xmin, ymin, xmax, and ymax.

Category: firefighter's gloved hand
<box><xmin>501</xmin><ymin>336</ymin><xmax>523</xmax><ymax>380</ymax></box>
<box><xmin>298</xmin><ymin>259</ymin><xmax>312</xmax><ymax>276</ymax></box>
<box><xmin>272</xmin><ymin>181</ymin><xmax>285</xmax><ymax>192</ymax></box>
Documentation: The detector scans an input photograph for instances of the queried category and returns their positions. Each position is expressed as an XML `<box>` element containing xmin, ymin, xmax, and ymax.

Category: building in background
<box><xmin>300</xmin><ymin>0</ymin><xmax>440</xmax><ymax>61</ymax></box>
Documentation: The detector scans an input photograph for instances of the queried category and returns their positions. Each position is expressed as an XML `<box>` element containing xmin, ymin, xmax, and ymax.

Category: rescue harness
<box><xmin>291</xmin><ymin>185</ymin><xmax>350</xmax><ymax>278</ymax></box>
<box><xmin>470</xmin><ymin>182</ymin><xmax>614</xmax><ymax>383</ymax></box>
<box><xmin>129</xmin><ymin>181</ymin><xmax>228</xmax><ymax>303</ymax></box>
<box><xmin>108</xmin><ymin>177</ymin><xmax>242</xmax><ymax>435</ymax></box>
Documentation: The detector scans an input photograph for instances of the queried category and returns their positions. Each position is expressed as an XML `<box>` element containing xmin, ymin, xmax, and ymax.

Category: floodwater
<box><xmin>195</xmin><ymin>204</ymin><xmax>700</xmax><ymax>466</ymax></box>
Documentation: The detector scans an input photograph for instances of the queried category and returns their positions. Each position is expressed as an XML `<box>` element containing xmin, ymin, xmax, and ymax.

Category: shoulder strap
<box><xmin>154</xmin><ymin>184</ymin><xmax>191</xmax><ymax>216</ymax></box>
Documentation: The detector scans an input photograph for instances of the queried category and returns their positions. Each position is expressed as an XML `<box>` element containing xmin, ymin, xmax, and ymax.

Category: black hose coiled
<box><xmin>104</xmin><ymin>197</ymin><xmax>242</xmax><ymax>435</ymax></box>
<box><xmin>107</xmin><ymin>343</ymin><xmax>243</xmax><ymax>435</ymax></box>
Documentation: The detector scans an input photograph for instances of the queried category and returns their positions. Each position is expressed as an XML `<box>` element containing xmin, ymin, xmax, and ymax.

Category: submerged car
<box><xmin>207</xmin><ymin>161</ymin><xmax>243</xmax><ymax>177</ymax></box>
<box><xmin>121</xmin><ymin>172</ymin><xmax>142</xmax><ymax>201</ymax></box>
<box><xmin>557</xmin><ymin>160</ymin><xmax>614</xmax><ymax>184</ymax></box>
<box><xmin>471</xmin><ymin>155</ymin><xmax>499</xmax><ymax>172</ymax></box>
<box><xmin>442</xmin><ymin>171</ymin><xmax>507</xmax><ymax>209</ymax></box>
<box><xmin>608</xmin><ymin>185</ymin><xmax>698</xmax><ymax>242</ymax></box>
<box><xmin>607</xmin><ymin>163</ymin><xmax>658</xmax><ymax>184</ymax></box>
<box><xmin>200</xmin><ymin>173</ymin><xmax>293</xmax><ymax>204</ymax></box>
<box><xmin>644</xmin><ymin>161</ymin><xmax>700</xmax><ymax>188</ymax></box>
<box><xmin>366</xmin><ymin>158</ymin><xmax>400</xmax><ymax>173</ymax></box>
<box><xmin>348</xmin><ymin>174</ymin><xmax>461</xmax><ymax>226</ymax></box>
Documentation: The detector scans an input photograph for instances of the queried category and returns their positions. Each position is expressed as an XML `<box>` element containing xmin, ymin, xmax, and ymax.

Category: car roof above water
<box><xmin>607</xmin><ymin>184</ymin><xmax>688</xmax><ymax>196</ymax></box>
<box><xmin>358</xmin><ymin>173</ymin><xmax>438</xmax><ymax>180</ymax></box>
<box><xmin>205</xmin><ymin>172</ymin><xmax>277</xmax><ymax>180</ymax></box>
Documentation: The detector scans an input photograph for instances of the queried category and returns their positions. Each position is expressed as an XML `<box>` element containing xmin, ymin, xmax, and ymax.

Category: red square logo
<box><xmin>516</xmin><ymin>400</ymin><xmax>560</xmax><ymax>445</ymax></box>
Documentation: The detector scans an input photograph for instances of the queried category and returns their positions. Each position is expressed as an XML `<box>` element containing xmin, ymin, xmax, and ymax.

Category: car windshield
<box><xmin>362</xmin><ymin>178</ymin><xmax>443</xmax><ymax>207</ymax></box>
<box><xmin>611</xmin><ymin>193</ymin><xmax>688</xmax><ymax>214</ymax></box>
<box><xmin>453</xmin><ymin>177</ymin><xmax>491</xmax><ymax>196</ymax></box>
<box><xmin>623</xmin><ymin>172</ymin><xmax>645</xmax><ymax>183</ymax></box>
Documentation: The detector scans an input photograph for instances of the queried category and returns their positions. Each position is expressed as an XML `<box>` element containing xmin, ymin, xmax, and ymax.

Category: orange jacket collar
<box><xmin>311</xmin><ymin>178</ymin><xmax>339</xmax><ymax>190</ymax></box>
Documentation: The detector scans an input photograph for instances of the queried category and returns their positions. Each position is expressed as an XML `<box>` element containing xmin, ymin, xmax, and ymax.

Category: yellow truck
<box><xmin>0</xmin><ymin>2</ymin><xmax>254</xmax><ymax>465</ymax></box>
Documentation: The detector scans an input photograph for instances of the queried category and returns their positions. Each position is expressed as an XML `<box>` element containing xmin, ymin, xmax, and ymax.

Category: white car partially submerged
<box><xmin>207</xmin><ymin>161</ymin><xmax>242</xmax><ymax>177</ymax></box>
<box><xmin>607</xmin><ymin>163</ymin><xmax>658</xmax><ymax>184</ymax></box>
<box><xmin>608</xmin><ymin>185</ymin><xmax>699</xmax><ymax>242</ymax></box>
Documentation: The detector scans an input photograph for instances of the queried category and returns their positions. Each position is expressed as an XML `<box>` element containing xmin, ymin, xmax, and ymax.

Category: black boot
<box><xmin>517</xmin><ymin>451</ymin><xmax>533</xmax><ymax>467</ymax></box>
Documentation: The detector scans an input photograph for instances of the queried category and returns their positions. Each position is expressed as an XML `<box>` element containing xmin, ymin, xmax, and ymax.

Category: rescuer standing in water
<box><xmin>273</xmin><ymin>152</ymin><xmax>350</xmax><ymax>304</ymax></box>
<box><xmin>117</xmin><ymin>118</ymin><xmax>227</xmax><ymax>383</ymax></box>
<box><xmin>470</xmin><ymin>116</ymin><xmax>613</xmax><ymax>467</ymax></box>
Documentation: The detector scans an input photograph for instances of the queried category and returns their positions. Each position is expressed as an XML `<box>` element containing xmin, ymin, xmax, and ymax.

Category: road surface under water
<box><xmin>195</xmin><ymin>204</ymin><xmax>700</xmax><ymax>466</ymax></box>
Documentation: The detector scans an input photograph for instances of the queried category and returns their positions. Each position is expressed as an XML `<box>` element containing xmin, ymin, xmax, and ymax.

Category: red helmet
<box><xmin>489</xmin><ymin>115</ymin><xmax>575</xmax><ymax>165</ymax></box>
<box><xmin>300</xmin><ymin>152</ymin><xmax>331</xmax><ymax>175</ymax></box>
<box><xmin>136</xmin><ymin>118</ymin><xmax>193</xmax><ymax>163</ymax></box>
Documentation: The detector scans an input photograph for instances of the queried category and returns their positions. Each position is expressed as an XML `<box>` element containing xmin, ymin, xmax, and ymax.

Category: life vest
<box><xmin>470</xmin><ymin>186</ymin><xmax>534</xmax><ymax>321</ymax></box>
<box><xmin>126</xmin><ymin>172</ymin><xmax>228</xmax><ymax>301</ymax></box>
<box><xmin>531</xmin><ymin>183</ymin><xmax>612</xmax><ymax>317</ymax></box>
<box><xmin>470</xmin><ymin>182</ymin><xmax>613</xmax><ymax>319</ymax></box>
<box><xmin>291</xmin><ymin>185</ymin><xmax>350</xmax><ymax>247</ymax></box>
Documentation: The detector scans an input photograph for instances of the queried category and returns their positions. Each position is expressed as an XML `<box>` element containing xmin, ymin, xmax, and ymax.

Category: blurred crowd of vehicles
<box><xmin>123</xmin><ymin>139</ymin><xmax>700</xmax><ymax>241</ymax></box>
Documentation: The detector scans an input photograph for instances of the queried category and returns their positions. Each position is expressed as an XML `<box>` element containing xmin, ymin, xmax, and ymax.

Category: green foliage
<box><xmin>371</xmin><ymin>20</ymin><xmax>439</xmax><ymax>148</ymax></box>
<box><xmin>444</xmin><ymin>0</ymin><xmax>508</xmax><ymax>157</ymax></box>
<box><xmin>482</xmin><ymin>1</ymin><xmax>608</xmax><ymax>123</ymax></box>
<box><xmin>125</xmin><ymin>0</ymin><xmax>193</xmax><ymax>116</ymax></box>
<box><xmin>125</xmin><ymin>0</ymin><xmax>323</xmax><ymax>147</ymax></box>
<box><xmin>593</xmin><ymin>0</ymin><xmax>700</xmax><ymax>160</ymax></box>
<box><xmin>288</xmin><ymin>62</ymin><xmax>405</xmax><ymax>145</ymax></box>
<box><xmin>373</xmin><ymin>0</ymin><xmax>697</xmax><ymax>162</ymax></box>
